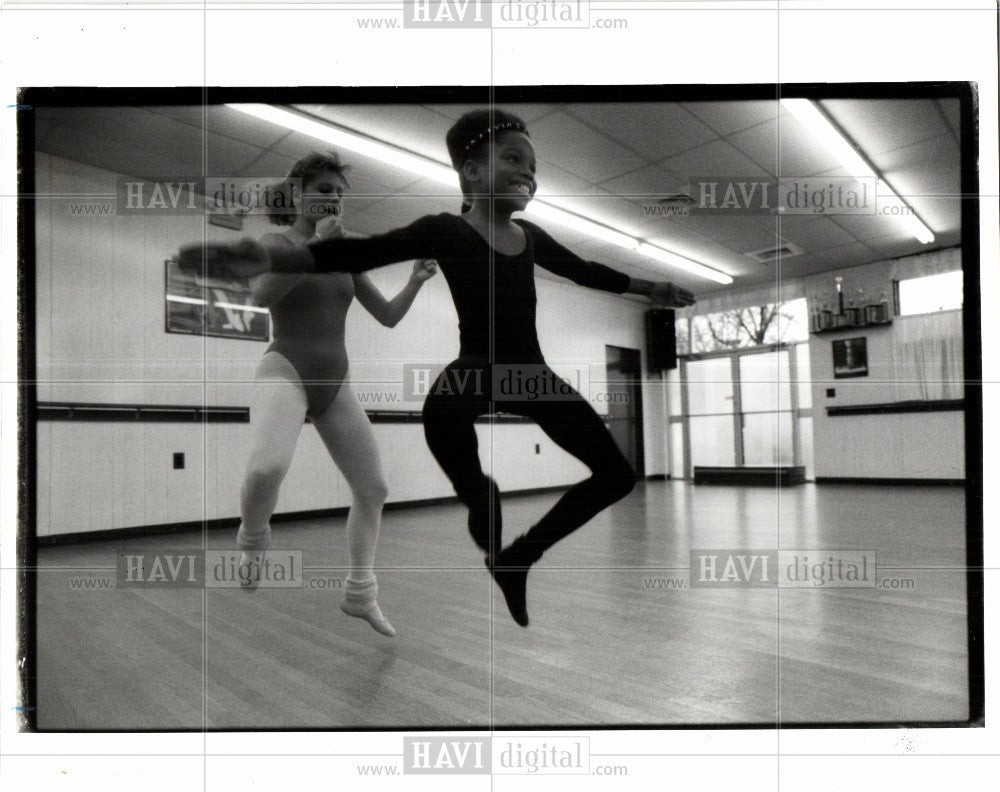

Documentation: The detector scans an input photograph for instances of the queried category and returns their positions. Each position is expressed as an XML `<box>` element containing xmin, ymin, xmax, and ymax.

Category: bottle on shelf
<box><xmin>820</xmin><ymin>301</ymin><xmax>833</xmax><ymax>331</ymax></box>
<box><xmin>845</xmin><ymin>297</ymin><xmax>860</xmax><ymax>327</ymax></box>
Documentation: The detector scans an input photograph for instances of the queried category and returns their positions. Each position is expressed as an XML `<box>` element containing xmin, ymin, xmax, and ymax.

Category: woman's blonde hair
<box><xmin>267</xmin><ymin>150</ymin><xmax>351</xmax><ymax>226</ymax></box>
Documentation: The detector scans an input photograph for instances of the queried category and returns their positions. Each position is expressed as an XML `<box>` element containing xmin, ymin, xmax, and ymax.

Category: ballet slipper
<box><xmin>340</xmin><ymin>577</ymin><xmax>396</xmax><ymax>637</ymax></box>
<box><xmin>236</xmin><ymin>524</ymin><xmax>270</xmax><ymax>590</ymax></box>
<box><xmin>485</xmin><ymin>537</ymin><xmax>537</xmax><ymax>627</ymax></box>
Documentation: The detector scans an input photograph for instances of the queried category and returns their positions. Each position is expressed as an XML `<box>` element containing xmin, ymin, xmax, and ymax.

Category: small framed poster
<box><xmin>832</xmin><ymin>336</ymin><xmax>868</xmax><ymax>378</ymax></box>
<box><xmin>165</xmin><ymin>259</ymin><xmax>271</xmax><ymax>342</ymax></box>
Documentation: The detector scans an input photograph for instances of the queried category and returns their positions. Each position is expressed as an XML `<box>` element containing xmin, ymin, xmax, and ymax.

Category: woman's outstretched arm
<box><xmin>352</xmin><ymin>260</ymin><xmax>438</xmax><ymax>328</ymax></box>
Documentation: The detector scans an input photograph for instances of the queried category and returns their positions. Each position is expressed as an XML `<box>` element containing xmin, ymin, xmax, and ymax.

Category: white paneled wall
<box><xmin>805</xmin><ymin>260</ymin><xmax>965</xmax><ymax>480</ymax></box>
<box><xmin>35</xmin><ymin>153</ymin><xmax>663</xmax><ymax>536</ymax></box>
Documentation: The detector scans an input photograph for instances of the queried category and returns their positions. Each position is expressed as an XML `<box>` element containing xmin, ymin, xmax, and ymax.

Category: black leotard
<box><xmin>295</xmin><ymin>212</ymin><xmax>636</xmax><ymax>562</ymax></box>
<box><xmin>304</xmin><ymin>213</ymin><xmax>631</xmax><ymax>360</ymax></box>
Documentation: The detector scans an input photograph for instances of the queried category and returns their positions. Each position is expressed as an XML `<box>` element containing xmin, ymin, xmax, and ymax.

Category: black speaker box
<box><xmin>645</xmin><ymin>308</ymin><xmax>677</xmax><ymax>372</ymax></box>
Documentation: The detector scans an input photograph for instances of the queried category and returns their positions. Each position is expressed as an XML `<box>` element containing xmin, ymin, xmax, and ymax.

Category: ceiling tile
<box><xmin>936</xmin><ymin>98</ymin><xmax>961</xmax><ymax>138</ymax></box>
<box><xmin>494</xmin><ymin>103</ymin><xmax>561</xmax><ymax>124</ymax></box>
<box><xmin>598</xmin><ymin>162</ymin><xmax>691</xmax><ymax>201</ymax></box>
<box><xmin>204</xmin><ymin>132</ymin><xmax>273</xmax><ymax>177</ymax></box>
<box><xmin>531</xmin><ymin>110</ymin><xmax>647</xmax><ymax>184</ymax></box>
<box><xmin>819</xmin><ymin>98</ymin><xmax>949</xmax><ymax>156</ymax></box>
<box><xmin>674</xmin><ymin>214</ymin><xmax>784</xmax><ymax>254</ymax></box>
<box><xmin>204</xmin><ymin>105</ymin><xmax>291</xmax><ymax>150</ymax></box>
<box><xmin>877</xmin><ymin>135</ymin><xmax>960</xmax><ymax>235</ymax></box>
<box><xmin>229</xmin><ymin>149</ymin><xmax>296</xmax><ymax>182</ymax></box>
<box><xmin>296</xmin><ymin>103</ymin><xmax>455</xmax><ymax>162</ymax></box>
<box><xmin>270</xmin><ymin>128</ymin><xmax>423</xmax><ymax>191</ymax></box>
<box><xmin>567</xmin><ymin>103</ymin><xmax>719</xmax><ymax>162</ymax></box>
<box><xmin>532</xmin><ymin>159</ymin><xmax>599</xmax><ymax>200</ymax></box>
<box><xmin>681</xmin><ymin>100</ymin><xmax>782</xmax><ymax>137</ymax></box>
<box><xmin>775</xmin><ymin>216</ymin><xmax>859</xmax><ymax>251</ymax></box>
<box><xmin>730</xmin><ymin>116</ymin><xmax>843</xmax><ymax>177</ymax></box>
<box><xmin>657</xmin><ymin>138</ymin><xmax>774</xmax><ymax>181</ymax></box>
<box><xmin>422</xmin><ymin>101</ymin><xmax>535</xmax><ymax>122</ymax></box>
<box><xmin>827</xmin><ymin>211</ymin><xmax>915</xmax><ymax>247</ymax></box>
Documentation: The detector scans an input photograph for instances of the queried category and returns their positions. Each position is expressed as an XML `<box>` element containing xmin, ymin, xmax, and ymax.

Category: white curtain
<box><xmin>893</xmin><ymin>309</ymin><xmax>964</xmax><ymax>401</ymax></box>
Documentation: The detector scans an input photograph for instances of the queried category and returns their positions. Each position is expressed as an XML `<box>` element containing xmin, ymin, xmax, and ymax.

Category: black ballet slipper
<box><xmin>485</xmin><ymin>538</ymin><xmax>536</xmax><ymax>627</ymax></box>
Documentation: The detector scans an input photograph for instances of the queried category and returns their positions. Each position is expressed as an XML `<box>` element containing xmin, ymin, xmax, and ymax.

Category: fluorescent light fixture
<box><xmin>166</xmin><ymin>295</ymin><xmax>206</xmax><ymax>306</ymax></box>
<box><xmin>524</xmin><ymin>201</ymin><xmax>640</xmax><ymax>251</ymax></box>
<box><xmin>637</xmin><ymin>242</ymin><xmax>734</xmax><ymax>285</ymax></box>
<box><xmin>781</xmin><ymin>98</ymin><xmax>935</xmax><ymax>245</ymax></box>
<box><xmin>876</xmin><ymin>180</ymin><xmax>936</xmax><ymax>244</ymax></box>
<box><xmin>781</xmin><ymin>98</ymin><xmax>875</xmax><ymax>178</ymax></box>
<box><xmin>227</xmin><ymin>103</ymin><xmax>458</xmax><ymax>187</ymax></box>
<box><xmin>228</xmin><ymin>103</ymin><xmax>734</xmax><ymax>283</ymax></box>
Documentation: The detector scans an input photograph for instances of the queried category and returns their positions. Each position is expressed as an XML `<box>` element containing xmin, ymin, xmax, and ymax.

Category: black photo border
<box><xmin>15</xmin><ymin>81</ymin><xmax>983</xmax><ymax>732</ymax></box>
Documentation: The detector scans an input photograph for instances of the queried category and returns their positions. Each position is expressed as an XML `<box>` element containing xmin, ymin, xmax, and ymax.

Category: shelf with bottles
<box><xmin>807</xmin><ymin>280</ymin><xmax>892</xmax><ymax>335</ymax></box>
<box><xmin>810</xmin><ymin>318</ymin><xmax>892</xmax><ymax>336</ymax></box>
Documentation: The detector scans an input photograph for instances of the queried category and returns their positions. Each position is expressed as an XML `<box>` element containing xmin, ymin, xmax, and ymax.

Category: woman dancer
<box><xmin>181</xmin><ymin>111</ymin><xmax>694</xmax><ymax>627</ymax></box>
<box><xmin>238</xmin><ymin>151</ymin><xmax>437</xmax><ymax>637</ymax></box>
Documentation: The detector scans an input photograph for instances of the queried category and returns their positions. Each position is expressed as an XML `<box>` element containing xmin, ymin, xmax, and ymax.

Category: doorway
<box><xmin>677</xmin><ymin>343</ymin><xmax>813</xmax><ymax>478</ymax></box>
<box><xmin>605</xmin><ymin>345</ymin><xmax>645</xmax><ymax>477</ymax></box>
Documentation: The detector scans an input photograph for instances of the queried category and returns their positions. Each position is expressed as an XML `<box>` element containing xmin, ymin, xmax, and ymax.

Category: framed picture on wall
<box><xmin>164</xmin><ymin>259</ymin><xmax>271</xmax><ymax>342</ymax></box>
<box><xmin>832</xmin><ymin>336</ymin><xmax>869</xmax><ymax>378</ymax></box>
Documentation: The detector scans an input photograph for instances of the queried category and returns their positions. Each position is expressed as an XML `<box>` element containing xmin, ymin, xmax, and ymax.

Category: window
<box><xmin>897</xmin><ymin>270</ymin><xmax>963</xmax><ymax>316</ymax></box>
<box><xmin>679</xmin><ymin>297</ymin><xmax>809</xmax><ymax>355</ymax></box>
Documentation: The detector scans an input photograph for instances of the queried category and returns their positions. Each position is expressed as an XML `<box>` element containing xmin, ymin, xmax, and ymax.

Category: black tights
<box><xmin>422</xmin><ymin>359</ymin><xmax>637</xmax><ymax>561</ymax></box>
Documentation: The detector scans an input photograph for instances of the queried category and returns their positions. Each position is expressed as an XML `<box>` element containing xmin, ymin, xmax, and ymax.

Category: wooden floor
<box><xmin>34</xmin><ymin>481</ymin><xmax>970</xmax><ymax>729</ymax></box>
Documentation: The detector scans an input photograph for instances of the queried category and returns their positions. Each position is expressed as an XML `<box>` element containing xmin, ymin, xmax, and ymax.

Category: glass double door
<box><xmin>683</xmin><ymin>346</ymin><xmax>807</xmax><ymax>471</ymax></box>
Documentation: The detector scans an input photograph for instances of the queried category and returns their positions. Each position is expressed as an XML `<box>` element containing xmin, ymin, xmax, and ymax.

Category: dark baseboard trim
<box><xmin>645</xmin><ymin>474</ymin><xmax>668</xmax><ymax>481</ymax></box>
<box><xmin>815</xmin><ymin>477</ymin><xmax>966</xmax><ymax>486</ymax></box>
<box><xmin>694</xmin><ymin>466</ymin><xmax>806</xmax><ymax>486</ymax></box>
<box><xmin>37</xmin><ymin>402</ymin><xmax>250</xmax><ymax>423</ymax></box>
<box><xmin>826</xmin><ymin>399</ymin><xmax>964</xmax><ymax>417</ymax></box>
<box><xmin>35</xmin><ymin>484</ymin><xmax>574</xmax><ymax>546</ymax></box>
<box><xmin>35</xmin><ymin>402</ymin><xmax>534</xmax><ymax>426</ymax></box>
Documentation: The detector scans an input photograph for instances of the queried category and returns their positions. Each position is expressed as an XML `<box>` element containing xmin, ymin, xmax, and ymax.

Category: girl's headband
<box><xmin>461</xmin><ymin>120</ymin><xmax>529</xmax><ymax>158</ymax></box>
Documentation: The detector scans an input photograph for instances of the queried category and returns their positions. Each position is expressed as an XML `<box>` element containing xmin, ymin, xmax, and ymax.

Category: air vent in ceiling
<box><xmin>657</xmin><ymin>193</ymin><xmax>696</xmax><ymax>208</ymax></box>
<box><xmin>746</xmin><ymin>240</ymin><xmax>803</xmax><ymax>263</ymax></box>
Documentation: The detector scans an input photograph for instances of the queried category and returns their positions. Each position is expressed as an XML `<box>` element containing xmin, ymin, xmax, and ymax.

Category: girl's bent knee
<box><xmin>604</xmin><ymin>465</ymin><xmax>637</xmax><ymax>500</ymax></box>
<box><xmin>242</xmin><ymin>464</ymin><xmax>286</xmax><ymax>500</ymax></box>
<box><xmin>355</xmin><ymin>477</ymin><xmax>389</xmax><ymax>507</ymax></box>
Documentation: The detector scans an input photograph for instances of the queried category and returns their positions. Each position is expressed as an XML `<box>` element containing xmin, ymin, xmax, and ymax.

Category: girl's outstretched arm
<box><xmin>247</xmin><ymin>233</ymin><xmax>307</xmax><ymax>307</ymax></box>
<box><xmin>274</xmin><ymin>215</ymin><xmax>442</xmax><ymax>275</ymax></box>
<box><xmin>523</xmin><ymin>219</ymin><xmax>696</xmax><ymax>307</ymax></box>
<box><xmin>177</xmin><ymin>215</ymin><xmax>443</xmax><ymax>280</ymax></box>
<box><xmin>520</xmin><ymin>219</ymin><xmax>631</xmax><ymax>293</ymax></box>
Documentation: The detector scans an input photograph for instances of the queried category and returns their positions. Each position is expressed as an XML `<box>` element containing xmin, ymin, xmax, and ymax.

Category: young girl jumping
<box><xmin>181</xmin><ymin>110</ymin><xmax>694</xmax><ymax>626</ymax></box>
<box><xmin>236</xmin><ymin>151</ymin><xmax>436</xmax><ymax>636</ymax></box>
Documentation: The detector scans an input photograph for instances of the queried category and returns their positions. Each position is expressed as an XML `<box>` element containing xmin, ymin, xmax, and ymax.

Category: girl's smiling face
<box><xmin>464</xmin><ymin>131</ymin><xmax>538</xmax><ymax>213</ymax></box>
